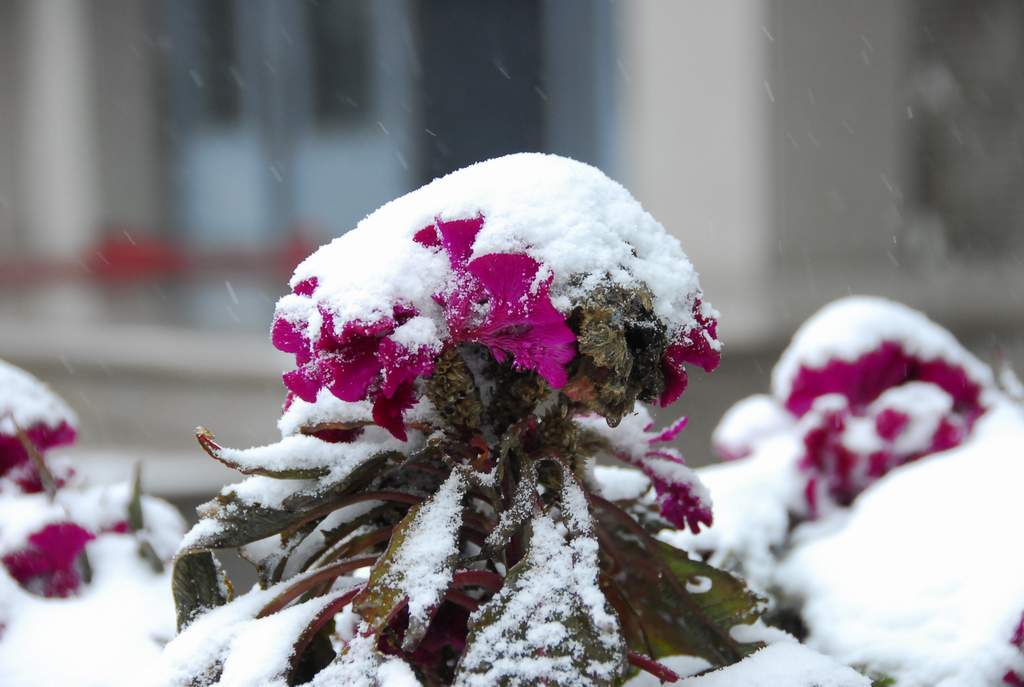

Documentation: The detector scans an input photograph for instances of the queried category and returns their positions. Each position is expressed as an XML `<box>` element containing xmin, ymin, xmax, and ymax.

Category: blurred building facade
<box><xmin>0</xmin><ymin>0</ymin><xmax>1021</xmax><ymax>497</ymax></box>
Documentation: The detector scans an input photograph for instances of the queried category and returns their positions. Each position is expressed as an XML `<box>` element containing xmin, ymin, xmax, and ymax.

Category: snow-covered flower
<box><xmin>171</xmin><ymin>155</ymin><xmax>771</xmax><ymax>687</ymax></box>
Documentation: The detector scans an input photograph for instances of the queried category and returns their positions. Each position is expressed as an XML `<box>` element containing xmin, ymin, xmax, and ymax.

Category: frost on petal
<box><xmin>2</xmin><ymin>522</ymin><xmax>94</xmax><ymax>598</ymax></box>
<box><xmin>465</xmin><ymin>253</ymin><xmax>576</xmax><ymax>387</ymax></box>
<box><xmin>377</xmin><ymin>338</ymin><xmax>437</xmax><ymax>400</ymax></box>
<box><xmin>292</xmin><ymin>276</ymin><xmax>318</xmax><ymax>296</ymax></box>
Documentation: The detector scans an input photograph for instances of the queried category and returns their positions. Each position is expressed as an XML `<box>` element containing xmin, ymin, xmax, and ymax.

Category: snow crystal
<box><xmin>280</xmin><ymin>153</ymin><xmax>710</xmax><ymax>354</ymax></box>
<box><xmin>0</xmin><ymin>359</ymin><xmax>77</xmax><ymax>436</ymax></box>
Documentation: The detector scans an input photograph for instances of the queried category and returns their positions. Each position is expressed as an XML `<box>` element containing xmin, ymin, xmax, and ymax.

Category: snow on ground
<box><xmin>0</xmin><ymin>488</ymin><xmax>185</xmax><ymax>687</ymax></box>
<box><xmin>778</xmin><ymin>400</ymin><xmax>1024</xmax><ymax>687</ymax></box>
<box><xmin>668</xmin><ymin>297</ymin><xmax>1024</xmax><ymax>685</ymax></box>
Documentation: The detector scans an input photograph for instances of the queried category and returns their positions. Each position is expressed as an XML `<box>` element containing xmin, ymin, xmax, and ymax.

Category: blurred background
<box><xmin>0</xmin><ymin>0</ymin><xmax>1022</xmax><ymax>512</ymax></box>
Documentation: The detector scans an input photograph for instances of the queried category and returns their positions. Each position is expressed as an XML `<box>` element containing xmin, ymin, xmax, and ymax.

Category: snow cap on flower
<box><xmin>0</xmin><ymin>360</ymin><xmax>77</xmax><ymax>492</ymax></box>
<box><xmin>272</xmin><ymin>154</ymin><xmax>718</xmax><ymax>439</ymax></box>
<box><xmin>765</xmin><ymin>296</ymin><xmax>996</xmax><ymax>509</ymax></box>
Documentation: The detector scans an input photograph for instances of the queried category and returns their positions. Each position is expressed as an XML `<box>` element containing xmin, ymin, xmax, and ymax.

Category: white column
<box><xmin>617</xmin><ymin>2</ymin><xmax>772</xmax><ymax>343</ymax></box>
<box><xmin>19</xmin><ymin>0</ymin><xmax>99</xmax><ymax>260</ymax></box>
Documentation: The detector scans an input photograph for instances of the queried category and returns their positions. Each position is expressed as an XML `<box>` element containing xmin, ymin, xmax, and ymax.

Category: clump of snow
<box><xmin>0</xmin><ymin>488</ymin><xmax>186</xmax><ymax>687</ymax></box>
<box><xmin>281</xmin><ymin>153</ymin><xmax>710</xmax><ymax>347</ymax></box>
<box><xmin>277</xmin><ymin>390</ymin><xmax>437</xmax><ymax>438</ymax></box>
<box><xmin>677</xmin><ymin>642</ymin><xmax>870</xmax><ymax>687</ymax></box>
<box><xmin>590</xmin><ymin>465</ymin><xmax>651</xmax><ymax>502</ymax></box>
<box><xmin>456</xmin><ymin>513</ymin><xmax>623</xmax><ymax>686</ymax></box>
<box><xmin>0</xmin><ymin>360</ymin><xmax>76</xmax><ymax>437</ymax></box>
<box><xmin>215</xmin><ymin>427</ymin><xmax>415</xmax><ymax>475</ymax></box>
<box><xmin>383</xmin><ymin>470</ymin><xmax>465</xmax><ymax>635</ymax></box>
<box><xmin>309</xmin><ymin>631</ymin><xmax>421</xmax><ymax>687</ymax></box>
<box><xmin>660</xmin><ymin>431</ymin><xmax>805</xmax><ymax>594</ymax></box>
<box><xmin>777</xmin><ymin>401</ymin><xmax>1024</xmax><ymax>687</ymax></box>
<box><xmin>712</xmin><ymin>394</ymin><xmax>794</xmax><ymax>461</ymax></box>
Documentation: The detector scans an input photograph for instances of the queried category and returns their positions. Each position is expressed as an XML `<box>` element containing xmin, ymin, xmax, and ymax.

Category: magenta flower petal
<box><xmin>659</xmin><ymin>347</ymin><xmax>690</xmax><ymax>408</ymax></box>
<box><xmin>465</xmin><ymin>253</ymin><xmax>576</xmax><ymax>387</ymax></box>
<box><xmin>653</xmin><ymin>479</ymin><xmax>714</xmax><ymax>533</ymax></box>
<box><xmin>413</xmin><ymin>225</ymin><xmax>442</xmax><ymax>249</ymax></box>
<box><xmin>377</xmin><ymin>338</ymin><xmax>436</xmax><ymax>399</ymax></box>
<box><xmin>648</xmin><ymin>416</ymin><xmax>688</xmax><ymax>445</ymax></box>
<box><xmin>2</xmin><ymin>523</ymin><xmax>95</xmax><ymax>598</ymax></box>
<box><xmin>271</xmin><ymin>317</ymin><xmax>307</xmax><ymax>355</ymax></box>
<box><xmin>372</xmin><ymin>381</ymin><xmax>417</xmax><ymax>441</ymax></box>
<box><xmin>322</xmin><ymin>343</ymin><xmax>383</xmax><ymax>403</ymax></box>
<box><xmin>283</xmin><ymin>365</ymin><xmax>322</xmax><ymax>404</ymax></box>
<box><xmin>292</xmin><ymin>277</ymin><xmax>318</xmax><ymax>297</ymax></box>
<box><xmin>437</xmin><ymin>217</ymin><xmax>484</xmax><ymax>269</ymax></box>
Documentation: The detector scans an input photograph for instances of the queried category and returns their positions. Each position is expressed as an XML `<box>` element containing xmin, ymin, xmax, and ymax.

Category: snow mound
<box><xmin>280</xmin><ymin>153</ymin><xmax>709</xmax><ymax>346</ymax></box>
<box><xmin>778</xmin><ymin>401</ymin><xmax>1024</xmax><ymax>687</ymax></box>
<box><xmin>771</xmin><ymin>296</ymin><xmax>993</xmax><ymax>412</ymax></box>
<box><xmin>0</xmin><ymin>360</ymin><xmax>77</xmax><ymax>437</ymax></box>
<box><xmin>0</xmin><ymin>486</ymin><xmax>186</xmax><ymax>687</ymax></box>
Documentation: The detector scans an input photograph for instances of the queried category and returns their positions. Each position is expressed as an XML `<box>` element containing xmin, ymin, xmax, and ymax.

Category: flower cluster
<box><xmin>713</xmin><ymin>297</ymin><xmax>992</xmax><ymax>513</ymax></box>
<box><xmin>171</xmin><ymin>155</ymin><xmax>759</xmax><ymax>687</ymax></box>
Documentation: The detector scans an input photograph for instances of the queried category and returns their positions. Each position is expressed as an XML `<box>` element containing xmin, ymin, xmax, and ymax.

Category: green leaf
<box><xmin>196</xmin><ymin>428</ymin><xmax>331</xmax><ymax>479</ymax></box>
<box><xmin>354</xmin><ymin>471</ymin><xmax>466</xmax><ymax>651</ymax></box>
<box><xmin>179</xmin><ymin>451</ymin><xmax>393</xmax><ymax>554</ymax></box>
<box><xmin>455</xmin><ymin>514</ymin><xmax>628</xmax><ymax>686</ymax></box>
<box><xmin>172</xmin><ymin>551</ymin><xmax>231</xmax><ymax>631</ymax></box>
<box><xmin>128</xmin><ymin>463</ymin><xmax>164</xmax><ymax>573</ymax></box>
<box><xmin>591</xmin><ymin>495</ymin><xmax>764</xmax><ymax>668</ymax></box>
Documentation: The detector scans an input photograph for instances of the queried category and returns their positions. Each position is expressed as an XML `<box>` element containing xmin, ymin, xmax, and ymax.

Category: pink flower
<box><xmin>790</xmin><ymin>342</ymin><xmax>986</xmax><ymax>510</ymax></box>
<box><xmin>2</xmin><ymin>523</ymin><xmax>94</xmax><ymax>598</ymax></box>
<box><xmin>659</xmin><ymin>300</ymin><xmax>721</xmax><ymax>407</ymax></box>
<box><xmin>273</xmin><ymin>304</ymin><xmax>435</xmax><ymax>441</ymax></box>
<box><xmin>0</xmin><ymin>421</ymin><xmax>76</xmax><ymax>493</ymax></box>
<box><xmin>606</xmin><ymin>415</ymin><xmax>712</xmax><ymax>534</ymax></box>
<box><xmin>416</xmin><ymin>218</ymin><xmax>576</xmax><ymax>388</ymax></box>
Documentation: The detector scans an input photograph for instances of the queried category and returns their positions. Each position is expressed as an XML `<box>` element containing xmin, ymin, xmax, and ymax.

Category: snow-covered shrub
<box><xmin>0</xmin><ymin>360</ymin><xmax>186</xmax><ymax>687</ymax></box>
<box><xmin>165</xmin><ymin>154</ymin><xmax>779</xmax><ymax>686</ymax></box>
<box><xmin>672</xmin><ymin>296</ymin><xmax>1024</xmax><ymax>686</ymax></box>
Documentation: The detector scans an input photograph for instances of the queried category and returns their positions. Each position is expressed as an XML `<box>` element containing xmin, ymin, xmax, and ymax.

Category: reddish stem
<box><xmin>444</xmin><ymin>589</ymin><xmax>480</xmax><ymax>612</ymax></box>
<box><xmin>258</xmin><ymin>558</ymin><xmax>374</xmax><ymax>618</ymax></box>
<box><xmin>451</xmin><ymin>569</ymin><xmax>504</xmax><ymax>593</ymax></box>
<box><xmin>628</xmin><ymin>651</ymin><xmax>680</xmax><ymax>683</ymax></box>
<box><xmin>289</xmin><ymin>586</ymin><xmax>365</xmax><ymax>675</ymax></box>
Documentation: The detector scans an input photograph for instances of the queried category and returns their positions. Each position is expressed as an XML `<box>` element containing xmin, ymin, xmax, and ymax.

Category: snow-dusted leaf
<box><xmin>172</xmin><ymin>550</ymin><xmax>231</xmax><ymax>631</ymax></box>
<box><xmin>354</xmin><ymin>470</ymin><xmax>467</xmax><ymax>650</ymax></box>
<box><xmin>455</xmin><ymin>513</ymin><xmax>627</xmax><ymax>686</ymax></box>
<box><xmin>592</xmin><ymin>496</ymin><xmax>763</xmax><ymax>667</ymax></box>
<box><xmin>484</xmin><ymin>459</ymin><xmax>537</xmax><ymax>552</ymax></box>
<box><xmin>179</xmin><ymin>451</ymin><xmax>393</xmax><ymax>555</ymax></box>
